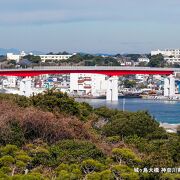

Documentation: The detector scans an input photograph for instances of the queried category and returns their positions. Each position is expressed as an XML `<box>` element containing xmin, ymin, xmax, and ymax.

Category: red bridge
<box><xmin>0</xmin><ymin>66</ymin><xmax>179</xmax><ymax>77</ymax></box>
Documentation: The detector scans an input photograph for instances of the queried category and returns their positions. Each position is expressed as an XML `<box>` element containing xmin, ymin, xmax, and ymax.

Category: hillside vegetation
<box><xmin>0</xmin><ymin>91</ymin><xmax>179</xmax><ymax>180</ymax></box>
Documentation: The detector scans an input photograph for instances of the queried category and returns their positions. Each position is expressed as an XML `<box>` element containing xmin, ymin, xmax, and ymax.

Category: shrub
<box><xmin>50</xmin><ymin>140</ymin><xmax>105</xmax><ymax>164</ymax></box>
<box><xmin>0</xmin><ymin>171</ymin><xmax>9</xmax><ymax>179</ymax></box>
<box><xmin>0</xmin><ymin>101</ymin><xmax>90</xmax><ymax>144</ymax></box>
<box><xmin>0</xmin><ymin>155</ymin><xmax>15</xmax><ymax>166</ymax></box>
<box><xmin>106</xmin><ymin>136</ymin><xmax>121</xmax><ymax>144</ymax></box>
<box><xmin>112</xmin><ymin>148</ymin><xmax>141</xmax><ymax>166</ymax></box>
<box><xmin>0</xmin><ymin>145</ymin><xmax>18</xmax><ymax>157</ymax></box>
<box><xmin>101</xmin><ymin>111</ymin><xmax>167</xmax><ymax>139</ymax></box>
<box><xmin>111</xmin><ymin>165</ymin><xmax>139</xmax><ymax>180</ymax></box>
<box><xmin>81</xmin><ymin>159</ymin><xmax>105</xmax><ymax>174</ymax></box>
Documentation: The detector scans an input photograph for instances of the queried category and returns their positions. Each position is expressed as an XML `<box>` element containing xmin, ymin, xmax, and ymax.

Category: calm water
<box><xmin>77</xmin><ymin>98</ymin><xmax>180</xmax><ymax>124</ymax></box>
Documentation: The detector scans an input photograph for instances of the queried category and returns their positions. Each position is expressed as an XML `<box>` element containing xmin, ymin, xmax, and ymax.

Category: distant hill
<box><xmin>31</xmin><ymin>50</ymin><xmax>45</xmax><ymax>55</ymax></box>
<box><xmin>94</xmin><ymin>53</ymin><xmax>114</xmax><ymax>57</ymax></box>
<box><xmin>78</xmin><ymin>52</ymin><xmax>114</xmax><ymax>57</ymax></box>
<box><xmin>0</xmin><ymin>48</ymin><xmax>44</xmax><ymax>56</ymax></box>
<box><xmin>0</xmin><ymin>48</ymin><xmax>20</xmax><ymax>55</ymax></box>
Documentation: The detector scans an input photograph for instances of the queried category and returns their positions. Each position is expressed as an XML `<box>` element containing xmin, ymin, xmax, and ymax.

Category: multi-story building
<box><xmin>138</xmin><ymin>57</ymin><xmax>150</xmax><ymax>63</ymax></box>
<box><xmin>70</xmin><ymin>73</ymin><xmax>107</xmax><ymax>97</ymax></box>
<box><xmin>164</xmin><ymin>57</ymin><xmax>180</xmax><ymax>64</ymax></box>
<box><xmin>39</xmin><ymin>54</ymin><xmax>74</xmax><ymax>62</ymax></box>
<box><xmin>7</xmin><ymin>51</ymin><xmax>75</xmax><ymax>63</ymax></box>
<box><xmin>7</xmin><ymin>51</ymin><xmax>27</xmax><ymax>62</ymax></box>
<box><xmin>151</xmin><ymin>49</ymin><xmax>180</xmax><ymax>57</ymax></box>
<box><xmin>151</xmin><ymin>49</ymin><xmax>180</xmax><ymax>64</ymax></box>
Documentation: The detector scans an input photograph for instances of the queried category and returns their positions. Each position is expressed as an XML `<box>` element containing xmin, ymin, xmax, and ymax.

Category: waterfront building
<box><xmin>70</xmin><ymin>73</ymin><xmax>108</xmax><ymax>97</ymax></box>
<box><xmin>164</xmin><ymin>75</ymin><xmax>176</xmax><ymax>97</ymax></box>
<box><xmin>19</xmin><ymin>77</ymin><xmax>32</xmax><ymax>97</ymax></box>
<box><xmin>2</xmin><ymin>76</ymin><xmax>17</xmax><ymax>88</ymax></box>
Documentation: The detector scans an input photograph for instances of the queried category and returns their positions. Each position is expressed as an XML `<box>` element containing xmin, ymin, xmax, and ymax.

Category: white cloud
<box><xmin>0</xmin><ymin>0</ymin><xmax>179</xmax><ymax>25</ymax></box>
<box><xmin>0</xmin><ymin>8</ymin><xmax>124</xmax><ymax>25</ymax></box>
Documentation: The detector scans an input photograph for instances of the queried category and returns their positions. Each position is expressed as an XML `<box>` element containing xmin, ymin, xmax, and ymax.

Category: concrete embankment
<box><xmin>160</xmin><ymin>123</ymin><xmax>179</xmax><ymax>133</ymax></box>
<box><xmin>142</xmin><ymin>95</ymin><xmax>180</xmax><ymax>101</ymax></box>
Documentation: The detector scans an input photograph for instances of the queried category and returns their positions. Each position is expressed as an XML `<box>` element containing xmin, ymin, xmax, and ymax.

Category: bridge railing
<box><xmin>0</xmin><ymin>66</ymin><xmax>179</xmax><ymax>72</ymax></box>
<box><xmin>27</xmin><ymin>66</ymin><xmax>180</xmax><ymax>71</ymax></box>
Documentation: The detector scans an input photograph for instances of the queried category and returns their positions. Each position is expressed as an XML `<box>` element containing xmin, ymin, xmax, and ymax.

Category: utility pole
<box><xmin>123</xmin><ymin>98</ymin><xmax>125</xmax><ymax>112</ymax></box>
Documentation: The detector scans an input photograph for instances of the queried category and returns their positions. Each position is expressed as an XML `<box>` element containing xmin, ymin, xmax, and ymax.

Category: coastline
<box><xmin>141</xmin><ymin>95</ymin><xmax>180</xmax><ymax>101</ymax></box>
<box><xmin>160</xmin><ymin>122</ymin><xmax>179</xmax><ymax>133</ymax></box>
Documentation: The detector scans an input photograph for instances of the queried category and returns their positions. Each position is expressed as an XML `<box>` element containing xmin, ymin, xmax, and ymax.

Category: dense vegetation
<box><xmin>148</xmin><ymin>54</ymin><xmax>166</xmax><ymax>68</ymax></box>
<box><xmin>2</xmin><ymin>52</ymin><xmax>180</xmax><ymax>68</ymax></box>
<box><xmin>23</xmin><ymin>55</ymin><xmax>41</xmax><ymax>64</ymax></box>
<box><xmin>67</xmin><ymin>54</ymin><xmax>121</xmax><ymax>66</ymax></box>
<box><xmin>0</xmin><ymin>91</ymin><xmax>179</xmax><ymax>179</ymax></box>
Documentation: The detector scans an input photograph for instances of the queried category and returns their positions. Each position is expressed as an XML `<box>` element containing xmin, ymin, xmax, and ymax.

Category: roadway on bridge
<box><xmin>0</xmin><ymin>66</ymin><xmax>179</xmax><ymax>76</ymax></box>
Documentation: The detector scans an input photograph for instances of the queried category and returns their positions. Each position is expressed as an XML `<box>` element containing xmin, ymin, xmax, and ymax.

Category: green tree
<box><xmin>31</xmin><ymin>90</ymin><xmax>91</xmax><ymax>119</ymax></box>
<box><xmin>68</xmin><ymin>54</ymin><xmax>84</xmax><ymax>63</ymax></box>
<box><xmin>102</xmin><ymin>111</ymin><xmax>167</xmax><ymax>139</ymax></box>
<box><xmin>100</xmin><ymin>170</ymin><xmax>114</xmax><ymax>180</ymax></box>
<box><xmin>125</xmin><ymin>54</ymin><xmax>141</xmax><ymax>61</ymax></box>
<box><xmin>56</xmin><ymin>163</ymin><xmax>82</xmax><ymax>179</ymax></box>
<box><xmin>6</xmin><ymin>122</ymin><xmax>25</xmax><ymax>147</ymax></box>
<box><xmin>148</xmin><ymin>54</ymin><xmax>166</xmax><ymax>67</ymax></box>
<box><xmin>111</xmin><ymin>165</ymin><xmax>139</xmax><ymax>180</ymax></box>
<box><xmin>81</xmin><ymin>159</ymin><xmax>104</xmax><ymax>174</ymax></box>
<box><xmin>50</xmin><ymin>140</ymin><xmax>104</xmax><ymax>164</ymax></box>
<box><xmin>23</xmin><ymin>55</ymin><xmax>41</xmax><ymax>64</ymax></box>
<box><xmin>123</xmin><ymin>79</ymin><xmax>136</xmax><ymax>88</ymax></box>
<box><xmin>160</xmin><ymin>173</ymin><xmax>180</xmax><ymax>180</ymax></box>
<box><xmin>86</xmin><ymin>172</ymin><xmax>101</xmax><ymax>180</ymax></box>
<box><xmin>112</xmin><ymin>148</ymin><xmax>141</xmax><ymax>166</ymax></box>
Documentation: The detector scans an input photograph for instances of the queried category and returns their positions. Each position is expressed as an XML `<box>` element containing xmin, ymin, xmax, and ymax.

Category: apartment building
<box><xmin>7</xmin><ymin>51</ymin><xmax>75</xmax><ymax>63</ymax></box>
<box><xmin>151</xmin><ymin>49</ymin><xmax>180</xmax><ymax>57</ymax></box>
<box><xmin>39</xmin><ymin>54</ymin><xmax>74</xmax><ymax>62</ymax></box>
<box><xmin>151</xmin><ymin>49</ymin><xmax>180</xmax><ymax>64</ymax></box>
<box><xmin>7</xmin><ymin>51</ymin><xmax>27</xmax><ymax>62</ymax></box>
<box><xmin>70</xmin><ymin>73</ymin><xmax>107</xmax><ymax>97</ymax></box>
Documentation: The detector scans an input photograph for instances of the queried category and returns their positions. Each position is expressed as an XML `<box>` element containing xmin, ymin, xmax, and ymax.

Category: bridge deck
<box><xmin>0</xmin><ymin>66</ymin><xmax>179</xmax><ymax>76</ymax></box>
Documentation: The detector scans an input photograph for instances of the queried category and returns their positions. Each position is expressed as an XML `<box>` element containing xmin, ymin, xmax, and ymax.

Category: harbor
<box><xmin>141</xmin><ymin>94</ymin><xmax>180</xmax><ymax>101</ymax></box>
<box><xmin>77</xmin><ymin>97</ymin><xmax>180</xmax><ymax>125</ymax></box>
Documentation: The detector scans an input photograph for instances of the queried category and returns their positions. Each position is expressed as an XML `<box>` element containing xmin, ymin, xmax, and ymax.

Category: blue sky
<box><xmin>0</xmin><ymin>0</ymin><xmax>180</xmax><ymax>54</ymax></box>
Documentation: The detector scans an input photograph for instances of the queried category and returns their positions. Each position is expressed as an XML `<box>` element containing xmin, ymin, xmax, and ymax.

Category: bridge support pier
<box><xmin>164</xmin><ymin>75</ymin><xmax>175</xmax><ymax>97</ymax></box>
<box><xmin>19</xmin><ymin>77</ymin><xmax>32</xmax><ymax>97</ymax></box>
<box><xmin>106</xmin><ymin>76</ymin><xmax>118</xmax><ymax>101</ymax></box>
<box><xmin>164</xmin><ymin>77</ymin><xmax>169</xmax><ymax>97</ymax></box>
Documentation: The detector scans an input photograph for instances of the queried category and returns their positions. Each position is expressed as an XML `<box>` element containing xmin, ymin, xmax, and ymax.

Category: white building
<box><xmin>164</xmin><ymin>57</ymin><xmax>180</xmax><ymax>64</ymax></box>
<box><xmin>70</xmin><ymin>73</ymin><xmax>107</xmax><ymax>97</ymax></box>
<box><xmin>7</xmin><ymin>51</ymin><xmax>27</xmax><ymax>62</ymax></box>
<box><xmin>164</xmin><ymin>75</ymin><xmax>176</xmax><ymax>97</ymax></box>
<box><xmin>40</xmin><ymin>54</ymin><xmax>75</xmax><ymax>62</ymax></box>
<box><xmin>2</xmin><ymin>77</ymin><xmax>17</xmax><ymax>88</ymax></box>
<box><xmin>151</xmin><ymin>49</ymin><xmax>180</xmax><ymax>64</ymax></box>
<box><xmin>151</xmin><ymin>49</ymin><xmax>180</xmax><ymax>57</ymax></box>
<box><xmin>135</xmin><ymin>74</ymin><xmax>149</xmax><ymax>82</ymax></box>
<box><xmin>138</xmin><ymin>58</ymin><xmax>150</xmax><ymax>63</ymax></box>
<box><xmin>7</xmin><ymin>51</ymin><xmax>75</xmax><ymax>63</ymax></box>
<box><xmin>19</xmin><ymin>77</ymin><xmax>32</xmax><ymax>97</ymax></box>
